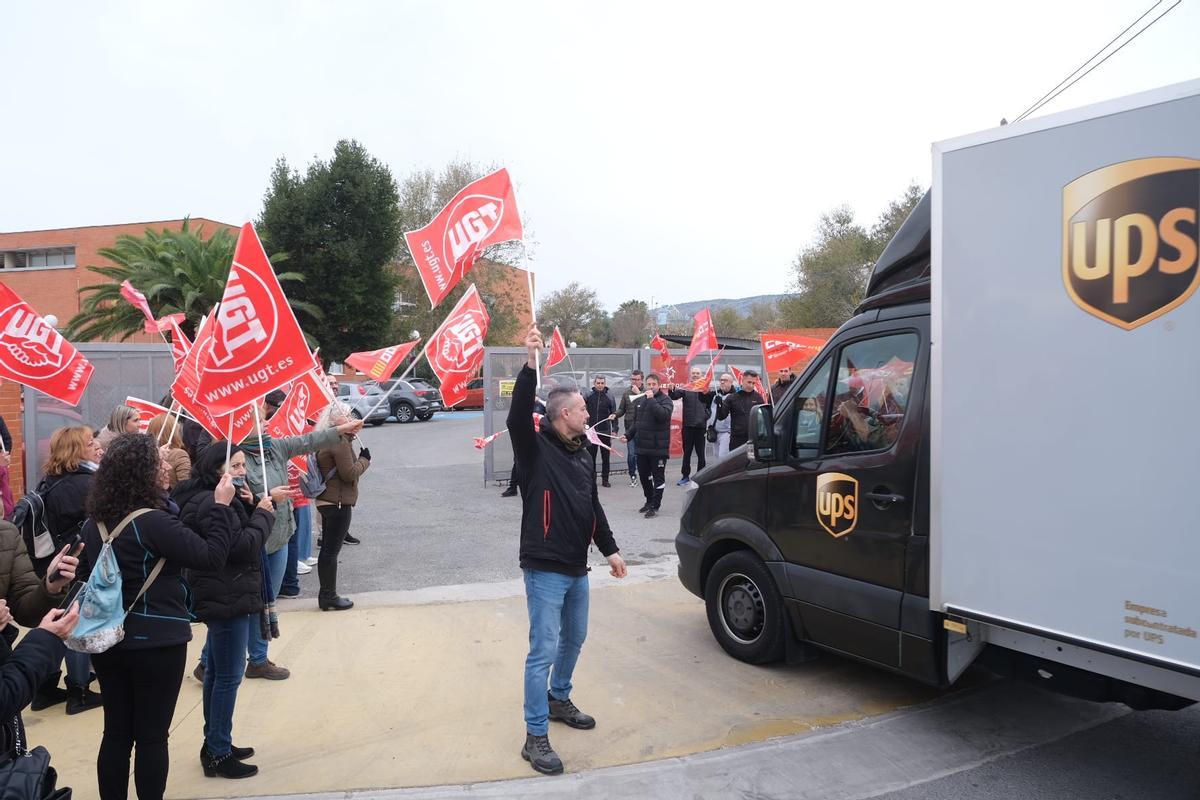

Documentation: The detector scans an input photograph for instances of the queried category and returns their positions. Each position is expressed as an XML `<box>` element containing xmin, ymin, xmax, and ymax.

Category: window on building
<box><xmin>0</xmin><ymin>248</ymin><xmax>75</xmax><ymax>269</ymax></box>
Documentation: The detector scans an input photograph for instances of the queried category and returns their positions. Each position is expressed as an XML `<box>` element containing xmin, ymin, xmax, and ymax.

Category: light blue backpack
<box><xmin>65</xmin><ymin>509</ymin><xmax>163</xmax><ymax>654</ymax></box>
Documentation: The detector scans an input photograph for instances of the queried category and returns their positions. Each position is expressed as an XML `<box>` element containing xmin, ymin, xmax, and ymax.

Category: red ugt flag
<box><xmin>545</xmin><ymin>327</ymin><xmax>567</xmax><ymax>369</ymax></box>
<box><xmin>125</xmin><ymin>396</ymin><xmax>171</xmax><ymax>432</ymax></box>
<box><xmin>170</xmin><ymin>310</ymin><xmax>256</xmax><ymax>443</ymax></box>
<box><xmin>424</xmin><ymin>284</ymin><xmax>490</xmax><ymax>408</ymax></box>
<box><xmin>154</xmin><ymin>313</ymin><xmax>191</xmax><ymax>372</ymax></box>
<box><xmin>344</xmin><ymin>340</ymin><xmax>420</xmax><ymax>382</ymax></box>
<box><xmin>761</xmin><ymin>331</ymin><xmax>827</xmax><ymax>373</ymax></box>
<box><xmin>404</xmin><ymin>168</ymin><xmax>523</xmax><ymax>308</ymax></box>
<box><xmin>686</xmin><ymin>307</ymin><xmax>717</xmax><ymax>365</ymax></box>
<box><xmin>648</xmin><ymin>333</ymin><xmax>678</xmax><ymax>384</ymax></box>
<box><xmin>196</xmin><ymin>223</ymin><xmax>318</xmax><ymax>415</ymax></box>
<box><xmin>0</xmin><ymin>284</ymin><xmax>93</xmax><ymax>405</ymax></box>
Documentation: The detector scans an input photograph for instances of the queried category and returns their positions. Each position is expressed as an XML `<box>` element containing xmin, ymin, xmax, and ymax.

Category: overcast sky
<box><xmin>3</xmin><ymin>1</ymin><xmax>1197</xmax><ymax>310</ymax></box>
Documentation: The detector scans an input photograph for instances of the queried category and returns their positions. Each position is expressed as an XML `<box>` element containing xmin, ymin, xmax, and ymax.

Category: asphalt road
<box><xmin>294</xmin><ymin>411</ymin><xmax>685</xmax><ymax>597</ymax></box>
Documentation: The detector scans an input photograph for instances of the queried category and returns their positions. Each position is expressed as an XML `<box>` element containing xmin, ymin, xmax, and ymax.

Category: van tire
<box><xmin>704</xmin><ymin>551</ymin><xmax>785</xmax><ymax>664</ymax></box>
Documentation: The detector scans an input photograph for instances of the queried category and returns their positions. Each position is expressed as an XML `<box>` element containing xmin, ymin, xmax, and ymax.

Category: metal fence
<box><xmin>22</xmin><ymin>343</ymin><xmax>174</xmax><ymax>486</ymax></box>
<box><xmin>481</xmin><ymin>346</ymin><xmax>765</xmax><ymax>483</ymax></box>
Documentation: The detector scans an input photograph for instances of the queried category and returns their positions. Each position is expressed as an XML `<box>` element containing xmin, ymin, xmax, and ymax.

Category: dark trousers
<box><xmin>280</xmin><ymin>528</ymin><xmax>300</xmax><ymax>595</ymax></box>
<box><xmin>637</xmin><ymin>453</ymin><xmax>666</xmax><ymax>509</ymax></box>
<box><xmin>587</xmin><ymin>444</ymin><xmax>611</xmax><ymax>483</ymax></box>
<box><xmin>92</xmin><ymin>643</ymin><xmax>188</xmax><ymax>800</ymax></box>
<box><xmin>318</xmin><ymin>504</ymin><xmax>353</xmax><ymax>599</ymax></box>
<box><xmin>681</xmin><ymin>427</ymin><xmax>707</xmax><ymax>478</ymax></box>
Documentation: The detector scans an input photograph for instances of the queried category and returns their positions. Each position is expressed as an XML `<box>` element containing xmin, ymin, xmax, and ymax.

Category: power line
<box><xmin>1012</xmin><ymin>0</ymin><xmax>1179</xmax><ymax>124</ymax></box>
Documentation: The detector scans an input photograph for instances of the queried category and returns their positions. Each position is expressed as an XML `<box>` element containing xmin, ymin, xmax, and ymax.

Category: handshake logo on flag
<box><xmin>0</xmin><ymin>307</ymin><xmax>66</xmax><ymax>375</ymax></box>
<box><xmin>209</xmin><ymin>266</ymin><xmax>274</xmax><ymax>370</ymax></box>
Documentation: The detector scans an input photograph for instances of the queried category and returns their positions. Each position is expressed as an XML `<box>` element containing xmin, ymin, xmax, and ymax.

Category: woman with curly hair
<box><xmin>82</xmin><ymin>433</ymin><xmax>239</xmax><ymax>800</ymax></box>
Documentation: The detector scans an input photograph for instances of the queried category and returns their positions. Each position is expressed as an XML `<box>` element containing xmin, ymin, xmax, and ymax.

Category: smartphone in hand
<box><xmin>57</xmin><ymin>581</ymin><xmax>84</xmax><ymax>611</ymax></box>
<box><xmin>48</xmin><ymin>534</ymin><xmax>83</xmax><ymax>584</ymax></box>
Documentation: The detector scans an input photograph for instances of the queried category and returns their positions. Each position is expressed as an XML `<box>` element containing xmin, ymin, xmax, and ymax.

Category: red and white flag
<box><xmin>0</xmin><ymin>284</ymin><xmax>93</xmax><ymax>405</ymax></box>
<box><xmin>344</xmin><ymin>340</ymin><xmax>420</xmax><ymax>382</ymax></box>
<box><xmin>649</xmin><ymin>333</ymin><xmax>670</xmax><ymax>361</ymax></box>
<box><xmin>545</xmin><ymin>327</ymin><xmax>567</xmax><ymax>369</ymax></box>
<box><xmin>423</xmin><ymin>284</ymin><xmax>489</xmax><ymax>408</ymax></box>
<box><xmin>290</xmin><ymin>370</ymin><xmax>333</xmax><ymax>417</ymax></box>
<box><xmin>686</xmin><ymin>307</ymin><xmax>717</xmax><ymax>364</ymax></box>
<box><xmin>170</xmin><ymin>310</ymin><xmax>256</xmax><ymax>442</ymax></box>
<box><xmin>473</xmin><ymin>430</ymin><xmax>507</xmax><ymax>450</ymax></box>
<box><xmin>125</xmin><ymin>396</ymin><xmax>171</xmax><ymax>432</ymax></box>
<box><xmin>266</xmin><ymin>380</ymin><xmax>320</xmax><ymax>440</ymax></box>
<box><xmin>196</xmin><ymin>223</ymin><xmax>318</xmax><ymax>415</ymax></box>
<box><xmin>155</xmin><ymin>314</ymin><xmax>191</xmax><ymax>372</ymax></box>
<box><xmin>761</xmin><ymin>331</ymin><xmax>827</xmax><ymax>373</ymax></box>
<box><xmin>585</xmin><ymin>425</ymin><xmax>623</xmax><ymax>457</ymax></box>
<box><xmin>691</xmin><ymin>361</ymin><xmax>714</xmax><ymax>391</ymax></box>
<box><xmin>119</xmin><ymin>280</ymin><xmax>162</xmax><ymax>334</ymax></box>
<box><xmin>404</xmin><ymin>168</ymin><xmax>523</xmax><ymax>308</ymax></box>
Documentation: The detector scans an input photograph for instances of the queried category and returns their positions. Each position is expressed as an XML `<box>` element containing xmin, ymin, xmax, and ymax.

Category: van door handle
<box><xmin>865</xmin><ymin>491</ymin><xmax>905</xmax><ymax>506</ymax></box>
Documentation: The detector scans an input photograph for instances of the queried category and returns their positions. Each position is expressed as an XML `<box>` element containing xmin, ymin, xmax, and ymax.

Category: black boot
<box><xmin>521</xmin><ymin>733</ymin><xmax>563</xmax><ymax>775</ymax></box>
<box><xmin>200</xmin><ymin>743</ymin><xmax>254</xmax><ymax>763</ymax></box>
<box><xmin>31</xmin><ymin>671</ymin><xmax>69</xmax><ymax>711</ymax></box>
<box><xmin>202</xmin><ymin>746</ymin><xmax>258</xmax><ymax>779</ymax></box>
<box><xmin>318</xmin><ymin>594</ymin><xmax>354</xmax><ymax>611</ymax></box>
<box><xmin>65</xmin><ymin>676</ymin><xmax>103</xmax><ymax>715</ymax></box>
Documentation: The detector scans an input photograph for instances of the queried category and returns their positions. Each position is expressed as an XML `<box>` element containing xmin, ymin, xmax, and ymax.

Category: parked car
<box><xmin>367</xmin><ymin>378</ymin><xmax>444</xmax><ymax>423</ymax></box>
<box><xmin>335</xmin><ymin>383</ymin><xmax>390</xmax><ymax>426</ymax></box>
<box><xmin>459</xmin><ymin>378</ymin><xmax>485</xmax><ymax>410</ymax></box>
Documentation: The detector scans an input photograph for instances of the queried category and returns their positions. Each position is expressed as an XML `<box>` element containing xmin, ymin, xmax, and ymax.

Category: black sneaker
<box><xmin>601</xmin><ymin>480</ymin><xmax>611</xmax><ymax>488</ymax></box>
<box><xmin>644</xmin><ymin>508</ymin><xmax>657</xmax><ymax>518</ymax></box>
<box><xmin>548</xmin><ymin>693</ymin><xmax>596</xmax><ymax>730</ymax></box>
<box><xmin>343</xmin><ymin>535</ymin><xmax>361</xmax><ymax>545</ymax></box>
<box><xmin>520</xmin><ymin>733</ymin><xmax>563</xmax><ymax>775</ymax></box>
<box><xmin>637</xmin><ymin>503</ymin><xmax>650</xmax><ymax>513</ymax></box>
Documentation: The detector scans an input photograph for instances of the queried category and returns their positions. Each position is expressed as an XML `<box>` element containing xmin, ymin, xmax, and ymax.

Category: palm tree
<box><xmin>65</xmin><ymin>219</ymin><xmax>319</xmax><ymax>342</ymax></box>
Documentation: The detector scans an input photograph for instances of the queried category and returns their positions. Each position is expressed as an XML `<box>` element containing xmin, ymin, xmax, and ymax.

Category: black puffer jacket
<box><xmin>584</xmin><ymin>387</ymin><xmax>616</xmax><ymax>435</ymax></box>
<box><xmin>41</xmin><ymin>469</ymin><xmax>93</xmax><ymax>542</ymax></box>
<box><xmin>81</xmin><ymin>507</ymin><xmax>236</xmax><ymax>650</ymax></box>
<box><xmin>507</xmin><ymin>366</ymin><xmax>619</xmax><ymax>576</ymax></box>
<box><xmin>668</xmin><ymin>387</ymin><xmax>713</xmax><ymax>429</ymax></box>
<box><xmin>176</xmin><ymin>488</ymin><xmax>273</xmax><ymax>622</ymax></box>
<box><xmin>0</xmin><ymin>626</ymin><xmax>59</xmax><ymax>757</ymax></box>
<box><xmin>629</xmin><ymin>390</ymin><xmax>673</xmax><ymax>457</ymax></box>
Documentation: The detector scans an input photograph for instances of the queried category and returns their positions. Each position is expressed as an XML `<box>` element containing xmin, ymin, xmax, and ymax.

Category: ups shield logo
<box><xmin>816</xmin><ymin>472</ymin><xmax>858</xmax><ymax>538</ymax></box>
<box><xmin>1064</xmin><ymin>157</ymin><xmax>1200</xmax><ymax>330</ymax></box>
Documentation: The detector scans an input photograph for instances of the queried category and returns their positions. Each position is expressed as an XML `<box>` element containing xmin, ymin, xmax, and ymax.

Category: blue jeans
<box><xmin>202</xmin><ymin>614</ymin><xmax>252</xmax><ymax>757</ymax></box>
<box><xmin>296</xmin><ymin>505</ymin><xmax>313</xmax><ymax>562</ymax></box>
<box><xmin>626</xmin><ymin>438</ymin><xmax>637</xmax><ymax>479</ymax></box>
<box><xmin>523</xmin><ymin>569</ymin><xmax>589</xmax><ymax>736</ymax></box>
<box><xmin>280</xmin><ymin>532</ymin><xmax>300</xmax><ymax>596</ymax></box>
<box><xmin>248</xmin><ymin>547</ymin><xmax>289</xmax><ymax>665</ymax></box>
<box><xmin>64</xmin><ymin>649</ymin><xmax>92</xmax><ymax>686</ymax></box>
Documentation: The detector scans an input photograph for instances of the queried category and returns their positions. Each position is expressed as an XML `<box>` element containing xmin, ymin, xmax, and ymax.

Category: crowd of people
<box><xmin>0</xmin><ymin>378</ymin><xmax>370</xmax><ymax>799</ymax></box>
<box><xmin>504</xmin><ymin>359</ymin><xmax>796</xmax><ymax>519</ymax></box>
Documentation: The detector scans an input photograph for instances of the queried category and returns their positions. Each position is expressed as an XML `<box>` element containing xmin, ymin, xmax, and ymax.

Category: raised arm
<box><xmin>507</xmin><ymin>326</ymin><xmax>543</xmax><ymax>467</ymax></box>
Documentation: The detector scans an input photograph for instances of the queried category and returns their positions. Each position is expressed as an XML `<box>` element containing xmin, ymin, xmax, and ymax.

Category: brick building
<box><xmin>0</xmin><ymin>218</ymin><xmax>234</xmax><ymax>494</ymax></box>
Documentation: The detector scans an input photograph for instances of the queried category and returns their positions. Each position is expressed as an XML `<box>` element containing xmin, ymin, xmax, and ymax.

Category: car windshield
<box><xmin>410</xmin><ymin>381</ymin><xmax>435</xmax><ymax>390</ymax></box>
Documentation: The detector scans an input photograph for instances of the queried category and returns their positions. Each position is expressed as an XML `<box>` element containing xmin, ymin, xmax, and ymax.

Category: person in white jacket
<box><xmin>709</xmin><ymin>373</ymin><xmax>734</xmax><ymax>459</ymax></box>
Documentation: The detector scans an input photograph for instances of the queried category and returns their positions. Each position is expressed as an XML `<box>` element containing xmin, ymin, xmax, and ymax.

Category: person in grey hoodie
<box><xmin>709</xmin><ymin>373</ymin><xmax>735</xmax><ymax>458</ymax></box>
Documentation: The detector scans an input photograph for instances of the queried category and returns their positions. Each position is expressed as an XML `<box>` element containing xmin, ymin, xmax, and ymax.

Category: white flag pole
<box><xmin>253</xmin><ymin>403</ymin><xmax>269</xmax><ymax>494</ymax></box>
<box><xmin>525</xmin><ymin>252</ymin><xmax>541</xmax><ymax>391</ymax></box>
<box><xmin>224</xmin><ymin>414</ymin><xmax>234</xmax><ymax>474</ymax></box>
<box><xmin>164</xmin><ymin>403</ymin><xmax>185</xmax><ymax>445</ymax></box>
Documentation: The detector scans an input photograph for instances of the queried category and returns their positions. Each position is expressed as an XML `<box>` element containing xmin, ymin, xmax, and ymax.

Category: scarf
<box><xmin>554</xmin><ymin>428</ymin><xmax>583</xmax><ymax>453</ymax></box>
<box><xmin>242</xmin><ymin>434</ymin><xmax>274</xmax><ymax>456</ymax></box>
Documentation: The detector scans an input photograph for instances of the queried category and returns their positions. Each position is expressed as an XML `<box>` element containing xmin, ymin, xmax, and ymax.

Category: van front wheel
<box><xmin>704</xmin><ymin>551</ymin><xmax>785</xmax><ymax>664</ymax></box>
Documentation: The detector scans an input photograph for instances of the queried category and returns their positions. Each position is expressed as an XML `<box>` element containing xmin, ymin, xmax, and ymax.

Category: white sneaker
<box><xmin>629</xmin><ymin>476</ymin><xmax>638</xmax><ymax>487</ymax></box>
<box><xmin>296</xmin><ymin>561</ymin><xmax>312</xmax><ymax>575</ymax></box>
<box><xmin>303</xmin><ymin>557</ymin><xmax>319</xmax><ymax>566</ymax></box>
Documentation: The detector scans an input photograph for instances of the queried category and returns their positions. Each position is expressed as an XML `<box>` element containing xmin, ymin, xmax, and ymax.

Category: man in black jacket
<box><xmin>668</xmin><ymin>366</ymin><xmax>713</xmax><ymax>486</ymax></box>
<box><xmin>717</xmin><ymin>369</ymin><xmax>766</xmax><ymax>450</ymax></box>
<box><xmin>627</xmin><ymin>373</ymin><xmax>673</xmax><ymax>517</ymax></box>
<box><xmin>613</xmin><ymin>370</ymin><xmax>643</xmax><ymax>487</ymax></box>
<box><xmin>507</xmin><ymin>326</ymin><xmax>627</xmax><ymax>776</ymax></box>
<box><xmin>583</xmin><ymin>376</ymin><xmax>616</xmax><ymax>487</ymax></box>
<box><xmin>771</xmin><ymin>367</ymin><xmax>797</xmax><ymax>403</ymax></box>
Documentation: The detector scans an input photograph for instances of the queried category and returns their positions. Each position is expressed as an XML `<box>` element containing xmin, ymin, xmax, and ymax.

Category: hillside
<box><xmin>651</xmin><ymin>294</ymin><xmax>785</xmax><ymax>319</ymax></box>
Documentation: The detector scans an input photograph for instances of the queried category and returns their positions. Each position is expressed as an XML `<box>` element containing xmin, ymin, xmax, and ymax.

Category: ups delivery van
<box><xmin>675</xmin><ymin>79</ymin><xmax>1200</xmax><ymax>709</ymax></box>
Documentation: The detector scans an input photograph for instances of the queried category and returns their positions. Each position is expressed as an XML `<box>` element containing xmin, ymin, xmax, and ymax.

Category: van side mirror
<box><xmin>750</xmin><ymin>404</ymin><xmax>775</xmax><ymax>461</ymax></box>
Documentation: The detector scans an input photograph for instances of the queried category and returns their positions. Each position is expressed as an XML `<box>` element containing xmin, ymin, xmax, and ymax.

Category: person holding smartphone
<box><xmin>174</xmin><ymin>443</ymin><xmax>275</xmax><ymax>779</ymax></box>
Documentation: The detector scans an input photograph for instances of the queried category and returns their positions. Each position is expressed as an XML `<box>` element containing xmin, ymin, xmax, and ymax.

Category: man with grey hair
<box><xmin>507</xmin><ymin>325</ymin><xmax>628</xmax><ymax>776</ymax></box>
<box><xmin>710</xmin><ymin>372</ymin><xmax>734</xmax><ymax>458</ymax></box>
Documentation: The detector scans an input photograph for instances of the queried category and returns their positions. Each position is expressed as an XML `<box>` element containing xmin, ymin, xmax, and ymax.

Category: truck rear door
<box><xmin>768</xmin><ymin>317</ymin><xmax>927</xmax><ymax>667</ymax></box>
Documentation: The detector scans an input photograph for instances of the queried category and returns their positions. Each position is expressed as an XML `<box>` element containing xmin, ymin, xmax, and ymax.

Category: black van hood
<box><xmin>693</xmin><ymin>444</ymin><xmax>750</xmax><ymax>485</ymax></box>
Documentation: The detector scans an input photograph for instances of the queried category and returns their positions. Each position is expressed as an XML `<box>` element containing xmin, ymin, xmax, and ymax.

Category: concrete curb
<box><xmin>245</xmin><ymin>682</ymin><xmax>1127</xmax><ymax>800</ymax></box>
<box><xmin>276</xmin><ymin>556</ymin><xmax>681</xmax><ymax>610</ymax></box>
